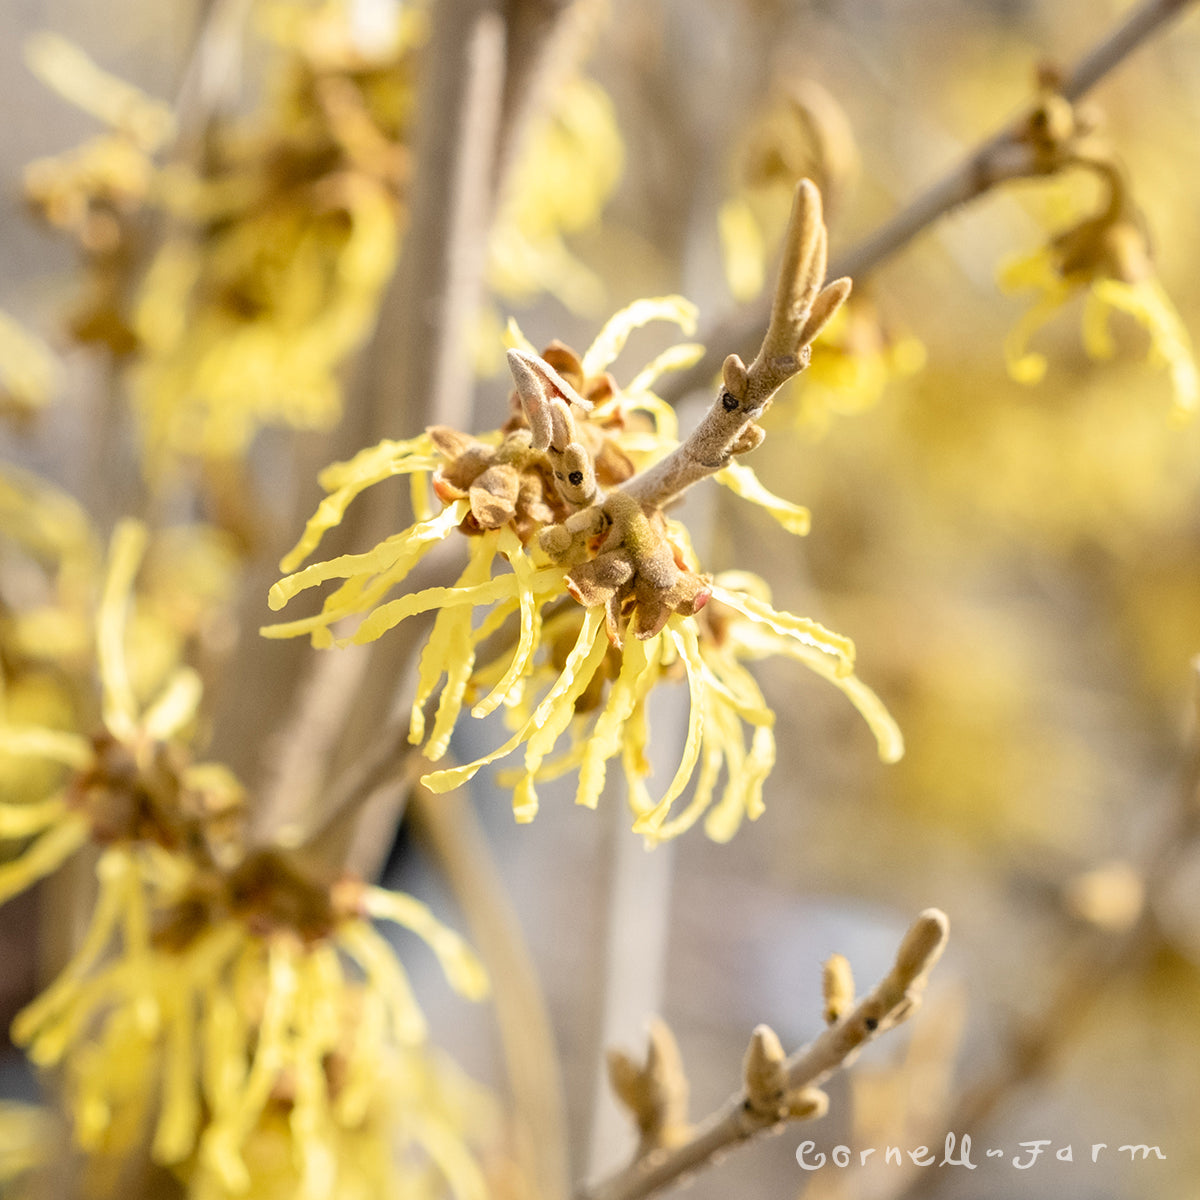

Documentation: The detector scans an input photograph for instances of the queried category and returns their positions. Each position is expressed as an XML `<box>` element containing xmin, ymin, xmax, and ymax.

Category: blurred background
<box><xmin>2</xmin><ymin>1</ymin><xmax>1200</xmax><ymax>1198</ymax></box>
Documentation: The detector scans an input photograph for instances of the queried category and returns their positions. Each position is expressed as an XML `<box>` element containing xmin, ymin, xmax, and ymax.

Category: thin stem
<box><xmin>409</xmin><ymin>782</ymin><xmax>571</xmax><ymax>1200</ymax></box>
<box><xmin>577</xmin><ymin>910</ymin><xmax>949</xmax><ymax>1200</ymax></box>
<box><xmin>657</xmin><ymin>0</ymin><xmax>1200</xmax><ymax>406</ymax></box>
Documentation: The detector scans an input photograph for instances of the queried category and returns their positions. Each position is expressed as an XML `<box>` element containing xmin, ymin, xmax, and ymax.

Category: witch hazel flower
<box><xmin>999</xmin><ymin>82</ymin><xmax>1198</xmax><ymax>420</ymax></box>
<box><xmin>263</xmin><ymin>181</ymin><xmax>901</xmax><ymax>842</ymax></box>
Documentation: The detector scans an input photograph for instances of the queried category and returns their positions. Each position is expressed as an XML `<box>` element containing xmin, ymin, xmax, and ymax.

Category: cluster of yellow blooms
<box><xmin>999</xmin><ymin>86</ymin><xmax>1197</xmax><ymax>419</ymax></box>
<box><xmin>21</xmin><ymin>7</ymin><xmax>624</xmax><ymax>482</ymax></box>
<box><xmin>0</xmin><ymin>516</ymin><xmax>494</xmax><ymax>1198</ymax></box>
<box><xmin>264</xmin><ymin>297</ymin><xmax>903</xmax><ymax>842</ymax></box>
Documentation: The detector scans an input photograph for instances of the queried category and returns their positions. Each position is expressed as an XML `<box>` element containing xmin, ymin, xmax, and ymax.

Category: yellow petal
<box><xmin>151</xmin><ymin>987</ymin><xmax>200</xmax><ymax>1163</ymax></box>
<box><xmin>631</xmin><ymin>623</ymin><xmax>706</xmax><ymax>841</ymax></box>
<box><xmin>624</xmin><ymin>342</ymin><xmax>706</xmax><ymax>399</ymax></box>
<box><xmin>415</xmin><ymin>534</ymin><xmax>500</xmax><ymax>757</ymax></box>
<box><xmin>1092</xmin><ymin>277</ymin><xmax>1199</xmax><ymax>419</ymax></box>
<box><xmin>718</xmin><ymin>196</ymin><xmax>767</xmax><ymax>303</ymax></box>
<box><xmin>11</xmin><ymin>844</ymin><xmax>127</xmax><ymax>1046</ymax></box>
<box><xmin>0</xmin><ymin>725</ymin><xmax>92</xmax><ymax>768</ymax></box>
<box><xmin>502</xmin><ymin>316</ymin><xmax>539</xmax><ymax>356</ymax></box>
<box><xmin>269</xmin><ymin>500</ymin><xmax>466</xmax><ymax>612</ymax></box>
<box><xmin>141</xmin><ymin>667</ymin><xmax>203</xmax><ymax>741</ymax></box>
<box><xmin>0</xmin><ymin>811</ymin><xmax>89</xmax><ymax>907</ymax></box>
<box><xmin>0</xmin><ymin>795</ymin><xmax>66</xmax><ymax>837</ymax></box>
<box><xmin>362</xmin><ymin>887</ymin><xmax>490</xmax><ymax>1001</ymax></box>
<box><xmin>422</xmin><ymin>606</ymin><xmax>605</xmax><ymax>795</ymax></box>
<box><xmin>0</xmin><ymin>310</ymin><xmax>58</xmax><ymax>413</ymax></box>
<box><xmin>470</xmin><ymin>529</ymin><xmax>547</xmax><ymax>718</ymax></box>
<box><xmin>708</xmin><ymin>583</ymin><xmax>855</xmax><ymax>670</ymax></box>
<box><xmin>97</xmin><ymin>519</ymin><xmax>148</xmax><ymax>741</ymax></box>
<box><xmin>25</xmin><ymin>33</ymin><xmax>175</xmax><ymax>150</ymax></box>
<box><xmin>575</xmin><ymin>634</ymin><xmax>656</xmax><ymax>810</ymax></box>
<box><xmin>714</xmin><ymin>461</ymin><xmax>810</xmax><ymax>536</ymax></box>
<box><xmin>335</xmin><ymin>922</ymin><xmax>427</xmax><ymax>1045</ymax></box>
<box><xmin>581</xmin><ymin>296</ymin><xmax>699</xmax><ymax>378</ymax></box>
<box><xmin>285</xmin><ymin>435</ymin><xmax>438</xmax><ymax>572</ymax></box>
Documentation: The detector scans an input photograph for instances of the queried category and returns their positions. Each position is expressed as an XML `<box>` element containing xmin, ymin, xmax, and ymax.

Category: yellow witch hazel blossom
<box><xmin>12</xmin><ymin>852</ymin><xmax>492</xmax><ymax>1200</ymax></box>
<box><xmin>998</xmin><ymin>85</ymin><xmax>1198</xmax><ymax>420</ymax></box>
<box><xmin>785</xmin><ymin>296</ymin><xmax>925</xmax><ymax>436</ymax></box>
<box><xmin>0</xmin><ymin>472</ymin><xmax>238</xmax><ymax>803</ymax></box>
<box><xmin>1000</xmin><ymin>232</ymin><xmax>1198</xmax><ymax>420</ymax></box>
<box><xmin>264</xmin><ymin>181</ymin><xmax>902</xmax><ymax>842</ymax></box>
<box><xmin>22</xmin><ymin>33</ymin><xmax>175</xmax><ymax>357</ymax></box>
<box><xmin>0</xmin><ymin>520</ymin><xmax>494</xmax><ymax>1197</ymax></box>
<box><xmin>131</xmin><ymin>0</ymin><xmax>425</xmax><ymax>470</ymax></box>
<box><xmin>0</xmin><ymin>518</ymin><xmax>242</xmax><ymax>911</ymax></box>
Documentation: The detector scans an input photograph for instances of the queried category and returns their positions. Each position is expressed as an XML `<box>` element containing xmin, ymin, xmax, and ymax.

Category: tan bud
<box><xmin>822</xmin><ymin>953</ymin><xmax>855</xmax><ymax>1024</ymax></box>
<box><xmin>743</xmin><ymin>1024</ymin><xmax>787</xmax><ymax>1112</ymax></box>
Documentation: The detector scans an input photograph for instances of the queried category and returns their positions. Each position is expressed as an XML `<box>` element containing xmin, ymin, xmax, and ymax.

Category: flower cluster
<box><xmin>265</xmin><ymin>196</ymin><xmax>903</xmax><ymax>843</ymax></box>
<box><xmin>23</xmin><ymin>14</ymin><xmax>625</xmax><ymax>500</ymax></box>
<box><xmin>0</xmin><ymin>515</ymin><xmax>493</xmax><ymax>1198</ymax></box>
<box><xmin>13</xmin><ymin>856</ymin><xmax>491</xmax><ymax>1200</ymax></box>
<box><xmin>1000</xmin><ymin>84</ymin><xmax>1198</xmax><ymax>419</ymax></box>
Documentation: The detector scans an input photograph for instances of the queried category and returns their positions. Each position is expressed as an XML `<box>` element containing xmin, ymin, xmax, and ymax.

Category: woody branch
<box><xmin>576</xmin><ymin>908</ymin><xmax>949</xmax><ymax>1200</ymax></box>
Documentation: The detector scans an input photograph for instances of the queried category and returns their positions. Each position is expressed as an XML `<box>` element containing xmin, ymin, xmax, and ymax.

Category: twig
<box><xmin>362</xmin><ymin>0</ymin><xmax>508</xmax><ymax>441</ymax></box>
<box><xmin>576</xmin><ymin>909</ymin><xmax>949</xmax><ymax>1200</ymax></box>
<box><xmin>657</xmin><ymin>0</ymin><xmax>1200</xmax><ymax>407</ymax></box>
<box><xmin>171</xmin><ymin>0</ymin><xmax>254</xmax><ymax>153</ymax></box>
<box><xmin>623</xmin><ymin>181</ymin><xmax>847</xmax><ymax>510</ymax></box>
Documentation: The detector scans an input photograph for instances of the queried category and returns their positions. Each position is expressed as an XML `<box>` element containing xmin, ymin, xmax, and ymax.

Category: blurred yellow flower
<box><xmin>13</xmin><ymin>854</ymin><xmax>490</xmax><ymax>1200</ymax></box>
<box><xmin>784</xmin><ymin>297</ymin><xmax>925</xmax><ymax>436</ymax></box>
<box><xmin>0</xmin><ymin>312</ymin><xmax>59</xmax><ymax>419</ymax></box>
<box><xmin>0</xmin><ymin>518</ymin><xmax>240</xmax><ymax>910</ymax></box>
<box><xmin>488</xmin><ymin>76</ymin><xmax>625</xmax><ymax>314</ymax></box>
<box><xmin>999</xmin><ymin>178</ymin><xmax>1198</xmax><ymax>420</ymax></box>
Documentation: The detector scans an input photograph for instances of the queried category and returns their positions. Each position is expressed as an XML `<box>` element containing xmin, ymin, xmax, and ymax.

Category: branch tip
<box><xmin>894</xmin><ymin>908</ymin><xmax>950</xmax><ymax>982</ymax></box>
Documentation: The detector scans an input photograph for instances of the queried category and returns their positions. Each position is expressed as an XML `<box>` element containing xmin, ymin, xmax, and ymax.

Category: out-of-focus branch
<box><xmin>576</xmin><ymin>909</ymin><xmax>949</xmax><ymax>1200</ymax></box>
<box><xmin>409</xmin><ymin>781</ymin><xmax>571</xmax><ymax>1200</ymax></box>
<box><xmin>171</xmin><ymin>0</ymin><xmax>254</xmax><ymax>152</ymax></box>
<box><xmin>658</xmin><ymin>0</ymin><xmax>1200</xmax><ymax>406</ymax></box>
<box><xmin>361</xmin><ymin>0</ymin><xmax>508</xmax><ymax>442</ymax></box>
<box><xmin>247</xmin><ymin>0</ymin><xmax>510</xmax><ymax>850</ymax></box>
